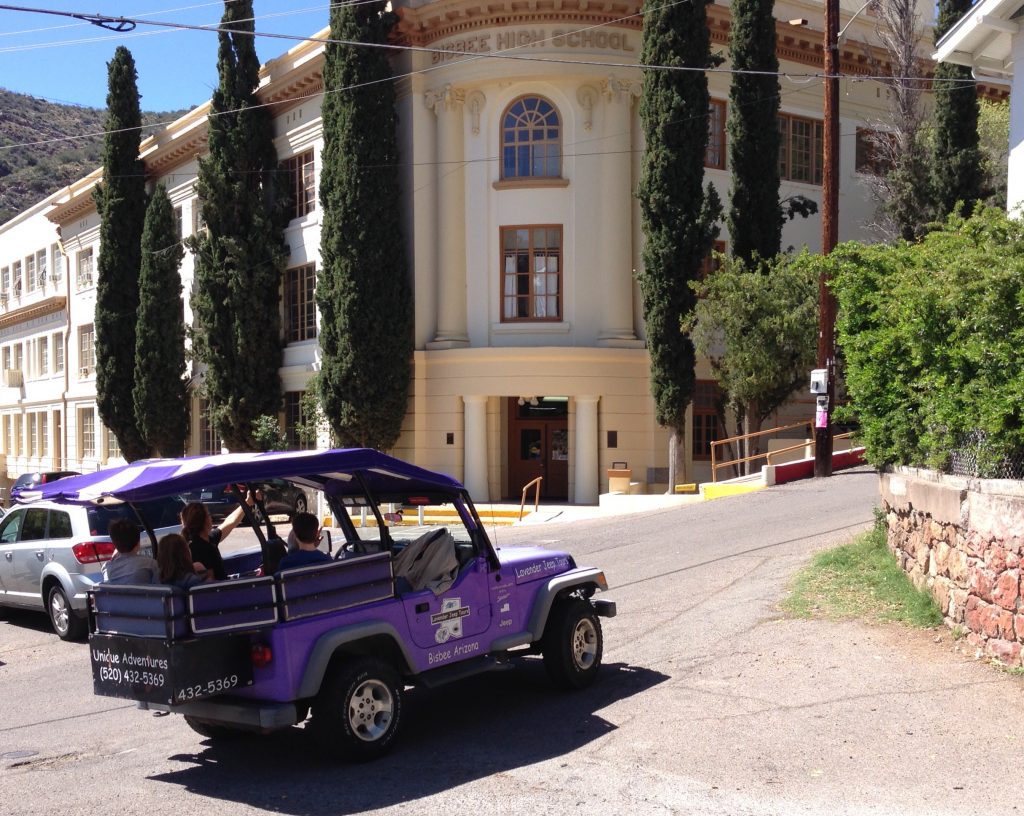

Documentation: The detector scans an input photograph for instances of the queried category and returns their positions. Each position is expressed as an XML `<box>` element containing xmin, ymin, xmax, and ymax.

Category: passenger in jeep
<box><xmin>157</xmin><ymin>533</ymin><xmax>207</xmax><ymax>589</ymax></box>
<box><xmin>277</xmin><ymin>512</ymin><xmax>330</xmax><ymax>571</ymax></box>
<box><xmin>102</xmin><ymin>518</ymin><xmax>159</xmax><ymax>585</ymax></box>
<box><xmin>181</xmin><ymin>490</ymin><xmax>255</xmax><ymax>580</ymax></box>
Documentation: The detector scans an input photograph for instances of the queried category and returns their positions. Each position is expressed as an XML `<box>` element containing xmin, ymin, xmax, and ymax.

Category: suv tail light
<box><xmin>251</xmin><ymin>643</ymin><xmax>273</xmax><ymax>668</ymax></box>
<box><xmin>72</xmin><ymin>542</ymin><xmax>117</xmax><ymax>564</ymax></box>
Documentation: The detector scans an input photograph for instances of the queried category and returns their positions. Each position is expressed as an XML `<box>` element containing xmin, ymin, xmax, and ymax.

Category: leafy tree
<box><xmin>637</xmin><ymin>0</ymin><xmax>722</xmax><ymax>490</ymax></box>
<box><xmin>133</xmin><ymin>184</ymin><xmax>187</xmax><ymax>457</ymax></box>
<box><xmin>726</xmin><ymin>0</ymin><xmax>781</xmax><ymax>264</ymax></box>
<box><xmin>978</xmin><ymin>99</ymin><xmax>1009</xmax><ymax>209</ymax></box>
<box><xmin>251</xmin><ymin>415</ymin><xmax>288</xmax><ymax>451</ymax></box>
<box><xmin>317</xmin><ymin>0</ymin><xmax>412</xmax><ymax>450</ymax></box>
<box><xmin>689</xmin><ymin>253</ymin><xmax>818</xmax><ymax>472</ymax></box>
<box><xmin>189</xmin><ymin>1</ymin><xmax>286</xmax><ymax>451</ymax></box>
<box><xmin>93</xmin><ymin>46</ymin><xmax>148</xmax><ymax>461</ymax></box>
<box><xmin>931</xmin><ymin>0</ymin><xmax>983</xmax><ymax>218</ymax></box>
<box><xmin>828</xmin><ymin>209</ymin><xmax>1024</xmax><ymax>474</ymax></box>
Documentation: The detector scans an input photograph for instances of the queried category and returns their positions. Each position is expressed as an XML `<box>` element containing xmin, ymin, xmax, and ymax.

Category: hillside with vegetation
<box><xmin>0</xmin><ymin>88</ymin><xmax>186</xmax><ymax>225</ymax></box>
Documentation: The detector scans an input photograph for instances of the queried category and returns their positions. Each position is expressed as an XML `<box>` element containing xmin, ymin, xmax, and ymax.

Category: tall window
<box><xmin>79</xmin><ymin>324</ymin><xmax>95</xmax><ymax>377</ymax></box>
<box><xmin>778</xmin><ymin>113</ymin><xmax>823</xmax><ymax>184</ymax></box>
<box><xmin>501</xmin><ymin>96</ymin><xmax>561</xmax><ymax>180</ymax></box>
<box><xmin>77</xmin><ymin>248</ymin><xmax>94</xmax><ymax>289</ymax></box>
<box><xmin>282</xmin><ymin>150</ymin><xmax>316</xmax><ymax>220</ymax></box>
<box><xmin>284</xmin><ymin>391</ymin><xmax>314</xmax><ymax>450</ymax></box>
<box><xmin>706</xmin><ymin>99</ymin><xmax>726</xmax><ymax>170</ymax></box>
<box><xmin>501</xmin><ymin>226</ymin><xmax>562</xmax><ymax>321</ymax></box>
<box><xmin>25</xmin><ymin>253</ymin><xmax>36</xmax><ymax>293</ymax></box>
<box><xmin>192</xmin><ymin>200</ymin><xmax>206</xmax><ymax>235</ymax></box>
<box><xmin>692</xmin><ymin>380</ymin><xmax>723</xmax><ymax>460</ymax></box>
<box><xmin>12</xmin><ymin>260</ymin><xmax>21</xmax><ymax>295</ymax></box>
<box><xmin>40</xmin><ymin>413</ymin><xmax>48</xmax><ymax>458</ymax></box>
<box><xmin>199</xmin><ymin>399</ymin><xmax>221</xmax><ymax>455</ymax></box>
<box><xmin>1</xmin><ymin>347</ymin><xmax>9</xmax><ymax>372</ymax></box>
<box><xmin>284</xmin><ymin>263</ymin><xmax>317</xmax><ymax>342</ymax></box>
<box><xmin>36</xmin><ymin>249</ymin><xmax>47</xmax><ymax>287</ymax></box>
<box><xmin>79</xmin><ymin>408</ymin><xmax>96</xmax><ymax>458</ymax></box>
<box><xmin>38</xmin><ymin>338</ymin><xmax>48</xmax><ymax>376</ymax></box>
<box><xmin>54</xmin><ymin>332</ymin><xmax>64</xmax><ymax>373</ymax></box>
<box><xmin>13</xmin><ymin>414</ymin><xmax>22</xmax><ymax>455</ymax></box>
<box><xmin>28</xmin><ymin>411</ymin><xmax>38</xmax><ymax>455</ymax></box>
<box><xmin>13</xmin><ymin>342</ymin><xmax>22</xmax><ymax>372</ymax></box>
<box><xmin>106</xmin><ymin>428</ymin><xmax>120</xmax><ymax>461</ymax></box>
<box><xmin>699</xmin><ymin>240</ymin><xmax>727</xmax><ymax>281</ymax></box>
<box><xmin>173</xmin><ymin>205</ymin><xmax>184</xmax><ymax>239</ymax></box>
<box><xmin>1</xmin><ymin>266</ymin><xmax>8</xmax><ymax>298</ymax></box>
<box><xmin>51</xmin><ymin>243</ymin><xmax>63</xmax><ymax>282</ymax></box>
<box><xmin>855</xmin><ymin>128</ymin><xmax>894</xmax><ymax>174</ymax></box>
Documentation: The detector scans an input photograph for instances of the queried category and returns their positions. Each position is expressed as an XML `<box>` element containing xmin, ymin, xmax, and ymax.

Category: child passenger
<box><xmin>157</xmin><ymin>533</ymin><xmax>207</xmax><ymax>589</ymax></box>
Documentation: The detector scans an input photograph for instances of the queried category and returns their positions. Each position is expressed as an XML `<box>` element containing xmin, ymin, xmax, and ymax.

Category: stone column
<box><xmin>1009</xmin><ymin>37</ymin><xmax>1024</xmax><ymax>216</ymax></box>
<box><xmin>574</xmin><ymin>395</ymin><xmax>600</xmax><ymax>504</ymax></box>
<box><xmin>463</xmin><ymin>395</ymin><xmax>489</xmax><ymax>502</ymax></box>
<box><xmin>598</xmin><ymin>78</ymin><xmax>639</xmax><ymax>342</ymax></box>
<box><xmin>426</xmin><ymin>85</ymin><xmax>469</xmax><ymax>346</ymax></box>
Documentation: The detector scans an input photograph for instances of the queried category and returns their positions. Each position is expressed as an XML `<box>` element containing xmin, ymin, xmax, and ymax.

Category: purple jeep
<box><xmin>29</xmin><ymin>449</ymin><xmax>615</xmax><ymax>761</ymax></box>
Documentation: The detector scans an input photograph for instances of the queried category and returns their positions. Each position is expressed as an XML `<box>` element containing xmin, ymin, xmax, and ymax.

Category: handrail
<box><xmin>711</xmin><ymin>421</ymin><xmax>812</xmax><ymax>482</ymax></box>
<box><xmin>712</xmin><ymin>422</ymin><xmax>858</xmax><ymax>481</ymax></box>
<box><xmin>519</xmin><ymin>476</ymin><xmax>543</xmax><ymax>521</ymax></box>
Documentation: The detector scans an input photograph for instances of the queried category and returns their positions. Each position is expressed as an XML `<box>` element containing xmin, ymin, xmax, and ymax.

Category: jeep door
<box><xmin>402</xmin><ymin>559</ymin><xmax>493</xmax><ymax>650</ymax></box>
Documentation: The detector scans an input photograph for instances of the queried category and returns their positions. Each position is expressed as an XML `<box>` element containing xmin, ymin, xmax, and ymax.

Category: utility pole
<box><xmin>815</xmin><ymin>0</ymin><xmax>840</xmax><ymax>478</ymax></box>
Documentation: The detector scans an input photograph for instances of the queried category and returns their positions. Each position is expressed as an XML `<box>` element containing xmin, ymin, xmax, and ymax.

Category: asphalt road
<box><xmin>2</xmin><ymin>466</ymin><xmax>1021</xmax><ymax>816</ymax></box>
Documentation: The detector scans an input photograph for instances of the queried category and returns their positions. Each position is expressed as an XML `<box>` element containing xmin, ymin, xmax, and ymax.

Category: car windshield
<box><xmin>86</xmin><ymin>497</ymin><xmax>185</xmax><ymax>536</ymax></box>
<box><xmin>337</xmin><ymin>497</ymin><xmax>477</xmax><ymax>552</ymax></box>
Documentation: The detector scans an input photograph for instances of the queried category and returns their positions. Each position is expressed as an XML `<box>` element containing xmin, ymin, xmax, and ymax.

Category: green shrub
<box><xmin>827</xmin><ymin>208</ymin><xmax>1024</xmax><ymax>473</ymax></box>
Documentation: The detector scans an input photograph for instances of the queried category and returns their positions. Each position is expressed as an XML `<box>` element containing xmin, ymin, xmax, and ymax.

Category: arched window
<box><xmin>501</xmin><ymin>96</ymin><xmax>561</xmax><ymax>180</ymax></box>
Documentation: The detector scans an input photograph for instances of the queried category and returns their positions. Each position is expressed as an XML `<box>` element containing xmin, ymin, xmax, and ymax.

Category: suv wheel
<box><xmin>48</xmin><ymin>584</ymin><xmax>87</xmax><ymax>641</ymax></box>
<box><xmin>311</xmin><ymin>657</ymin><xmax>403</xmax><ymax>761</ymax></box>
<box><xmin>541</xmin><ymin>597</ymin><xmax>603</xmax><ymax>690</ymax></box>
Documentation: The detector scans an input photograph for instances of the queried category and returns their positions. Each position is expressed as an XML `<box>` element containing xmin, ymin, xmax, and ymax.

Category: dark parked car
<box><xmin>9</xmin><ymin>471</ymin><xmax>80</xmax><ymax>506</ymax></box>
<box><xmin>180</xmin><ymin>479</ymin><xmax>310</xmax><ymax>522</ymax></box>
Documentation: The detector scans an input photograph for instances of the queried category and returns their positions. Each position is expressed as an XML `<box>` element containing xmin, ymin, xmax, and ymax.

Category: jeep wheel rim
<box><xmin>348</xmin><ymin>679</ymin><xmax>393</xmax><ymax>742</ymax></box>
<box><xmin>50</xmin><ymin>591</ymin><xmax>69</xmax><ymax>636</ymax></box>
<box><xmin>571</xmin><ymin>618</ymin><xmax>598</xmax><ymax>670</ymax></box>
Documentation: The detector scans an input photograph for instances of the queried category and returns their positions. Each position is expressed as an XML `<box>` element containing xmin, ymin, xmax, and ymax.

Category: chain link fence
<box><xmin>946</xmin><ymin>430</ymin><xmax>1024</xmax><ymax>480</ymax></box>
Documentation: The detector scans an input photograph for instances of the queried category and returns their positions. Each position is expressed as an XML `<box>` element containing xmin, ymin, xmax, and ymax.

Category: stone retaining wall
<box><xmin>880</xmin><ymin>467</ymin><xmax>1024</xmax><ymax>666</ymax></box>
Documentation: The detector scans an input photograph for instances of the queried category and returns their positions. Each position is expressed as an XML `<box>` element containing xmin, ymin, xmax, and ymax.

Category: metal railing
<box><xmin>710</xmin><ymin>421</ymin><xmax>857</xmax><ymax>482</ymax></box>
<box><xmin>519</xmin><ymin>476</ymin><xmax>543</xmax><ymax>521</ymax></box>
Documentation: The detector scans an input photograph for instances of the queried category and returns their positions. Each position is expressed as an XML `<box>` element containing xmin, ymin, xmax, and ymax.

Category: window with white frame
<box><xmin>40</xmin><ymin>413</ymin><xmax>48</xmax><ymax>458</ymax></box>
<box><xmin>38</xmin><ymin>337</ymin><xmax>48</xmax><ymax>376</ymax></box>
<box><xmin>25</xmin><ymin>254</ymin><xmax>36</xmax><ymax>293</ymax></box>
<box><xmin>284</xmin><ymin>391</ymin><xmax>314</xmax><ymax>450</ymax></box>
<box><xmin>198</xmin><ymin>399</ymin><xmax>221</xmax><ymax>455</ymax></box>
<box><xmin>173</xmin><ymin>205</ymin><xmax>183</xmax><ymax>239</ymax></box>
<box><xmin>105</xmin><ymin>427</ymin><xmax>120</xmax><ymax>461</ymax></box>
<box><xmin>36</xmin><ymin>249</ymin><xmax>47</xmax><ymax>287</ymax></box>
<box><xmin>54</xmin><ymin>332</ymin><xmax>64</xmax><ymax>373</ymax></box>
<box><xmin>79</xmin><ymin>408</ymin><xmax>96</xmax><ymax>458</ymax></box>
<box><xmin>13</xmin><ymin>342</ymin><xmax>22</xmax><ymax>373</ymax></box>
<box><xmin>1</xmin><ymin>266</ymin><xmax>8</xmax><ymax>300</ymax></box>
<box><xmin>13</xmin><ymin>414</ymin><xmax>22</xmax><ymax>456</ymax></box>
<box><xmin>79</xmin><ymin>325</ymin><xmax>95</xmax><ymax>377</ymax></box>
<box><xmin>28</xmin><ymin>412</ymin><xmax>38</xmax><ymax>455</ymax></box>
<box><xmin>284</xmin><ymin>263</ymin><xmax>317</xmax><ymax>343</ymax></box>
<box><xmin>2</xmin><ymin>346</ymin><xmax>9</xmax><ymax>373</ymax></box>
<box><xmin>1</xmin><ymin>415</ymin><xmax>8</xmax><ymax>455</ymax></box>
<box><xmin>50</xmin><ymin>244</ymin><xmax>63</xmax><ymax>283</ymax></box>
<box><xmin>192</xmin><ymin>200</ymin><xmax>206</xmax><ymax>235</ymax></box>
<box><xmin>77</xmin><ymin>248</ymin><xmax>94</xmax><ymax>289</ymax></box>
<box><xmin>12</xmin><ymin>260</ymin><xmax>21</xmax><ymax>295</ymax></box>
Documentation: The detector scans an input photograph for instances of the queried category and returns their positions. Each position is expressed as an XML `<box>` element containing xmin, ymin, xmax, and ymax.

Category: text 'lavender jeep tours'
<box><xmin>28</xmin><ymin>449</ymin><xmax>616</xmax><ymax>761</ymax></box>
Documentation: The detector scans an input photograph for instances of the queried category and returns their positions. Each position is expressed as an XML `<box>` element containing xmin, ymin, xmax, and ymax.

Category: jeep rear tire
<box><xmin>542</xmin><ymin>598</ymin><xmax>603</xmax><ymax>690</ymax></box>
<box><xmin>311</xmin><ymin>657</ymin><xmax>403</xmax><ymax>761</ymax></box>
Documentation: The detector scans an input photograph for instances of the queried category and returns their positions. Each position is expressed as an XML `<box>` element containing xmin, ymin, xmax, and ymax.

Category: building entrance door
<box><xmin>507</xmin><ymin>397</ymin><xmax>568</xmax><ymax>500</ymax></box>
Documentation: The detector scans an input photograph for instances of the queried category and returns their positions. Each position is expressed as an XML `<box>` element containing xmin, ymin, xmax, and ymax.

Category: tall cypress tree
<box><xmin>727</xmin><ymin>0</ymin><xmax>781</xmax><ymax>264</ymax></box>
<box><xmin>93</xmin><ymin>46</ymin><xmax>148</xmax><ymax>461</ymax></box>
<box><xmin>637</xmin><ymin>0</ymin><xmax>722</xmax><ymax>490</ymax></box>
<box><xmin>189</xmin><ymin>1</ymin><xmax>286</xmax><ymax>451</ymax></box>
<box><xmin>317</xmin><ymin>1</ymin><xmax>412</xmax><ymax>450</ymax></box>
<box><xmin>134</xmin><ymin>184</ymin><xmax>187</xmax><ymax>458</ymax></box>
<box><xmin>932</xmin><ymin>0</ymin><xmax>982</xmax><ymax>216</ymax></box>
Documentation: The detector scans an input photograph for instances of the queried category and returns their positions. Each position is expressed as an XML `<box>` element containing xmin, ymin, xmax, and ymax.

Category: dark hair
<box><xmin>180</xmin><ymin>502</ymin><xmax>209</xmax><ymax>542</ymax></box>
<box><xmin>157</xmin><ymin>533</ymin><xmax>194</xmax><ymax>583</ymax></box>
<box><xmin>108</xmin><ymin>518</ymin><xmax>141</xmax><ymax>554</ymax></box>
<box><xmin>291</xmin><ymin>512</ymin><xmax>319</xmax><ymax>545</ymax></box>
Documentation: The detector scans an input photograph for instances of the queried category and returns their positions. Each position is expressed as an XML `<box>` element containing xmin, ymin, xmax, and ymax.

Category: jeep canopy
<box><xmin>19</xmin><ymin>448</ymin><xmax>466</xmax><ymax>507</ymax></box>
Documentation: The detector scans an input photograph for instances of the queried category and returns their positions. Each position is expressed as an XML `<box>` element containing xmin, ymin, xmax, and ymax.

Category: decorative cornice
<box><xmin>0</xmin><ymin>295</ymin><xmax>66</xmax><ymax>330</ymax></box>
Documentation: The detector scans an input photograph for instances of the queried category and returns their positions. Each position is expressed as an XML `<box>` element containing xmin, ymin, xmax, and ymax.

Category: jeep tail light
<box><xmin>72</xmin><ymin>542</ymin><xmax>117</xmax><ymax>564</ymax></box>
<box><xmin>251</xmin><ymin>643</ymin><xmax>273</xmax><ymax>668</ymax></box>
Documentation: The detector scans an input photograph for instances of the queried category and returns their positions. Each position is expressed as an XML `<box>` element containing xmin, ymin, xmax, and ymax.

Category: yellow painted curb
<box><xmin>701</xmin><ymin>481</ymin><xmax>766</xmax><ymax>501</ymax></box>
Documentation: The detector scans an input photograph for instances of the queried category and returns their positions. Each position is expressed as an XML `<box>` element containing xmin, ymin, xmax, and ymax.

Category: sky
<box><xmin>0</xmin><ymin>1</ymin><xmax>332</xmax><ymax>112</ymax></box>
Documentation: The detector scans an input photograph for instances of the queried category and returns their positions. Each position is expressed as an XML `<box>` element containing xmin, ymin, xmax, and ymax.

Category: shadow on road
<box><xmin>150</xmin><ymin>660</ymin><xmax>666</xmax><ymax>814</ymax></box>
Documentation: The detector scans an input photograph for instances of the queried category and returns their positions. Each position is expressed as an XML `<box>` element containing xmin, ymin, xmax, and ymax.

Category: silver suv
<box><xmin>0</xmin><ymin>497</ymin><xmax>183</xmax><ymax>639</ymax></box>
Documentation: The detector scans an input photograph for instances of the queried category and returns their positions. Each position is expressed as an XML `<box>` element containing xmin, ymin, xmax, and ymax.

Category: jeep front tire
<box><xmin>542</xmin><ymin>598</ymin><xmax>603</xmax><ymax>690</ymax></box>
<box><xmin>311</xmin><ymin>657</ymin><xmax>403</xmax><ymax>761</ymax></box>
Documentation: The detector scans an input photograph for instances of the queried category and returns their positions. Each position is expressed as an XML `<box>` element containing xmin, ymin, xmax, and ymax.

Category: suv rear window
<box><xmin>86</xmin><ymin>497</ymin><xmax>185</xmax><ymax>536</ymax></box>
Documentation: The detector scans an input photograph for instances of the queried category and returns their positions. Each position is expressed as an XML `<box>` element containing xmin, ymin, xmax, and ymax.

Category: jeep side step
<box><xmin>415</xmin><ymin>654</ymin><xmax>514</xmax><ymax>689</ymax></box>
